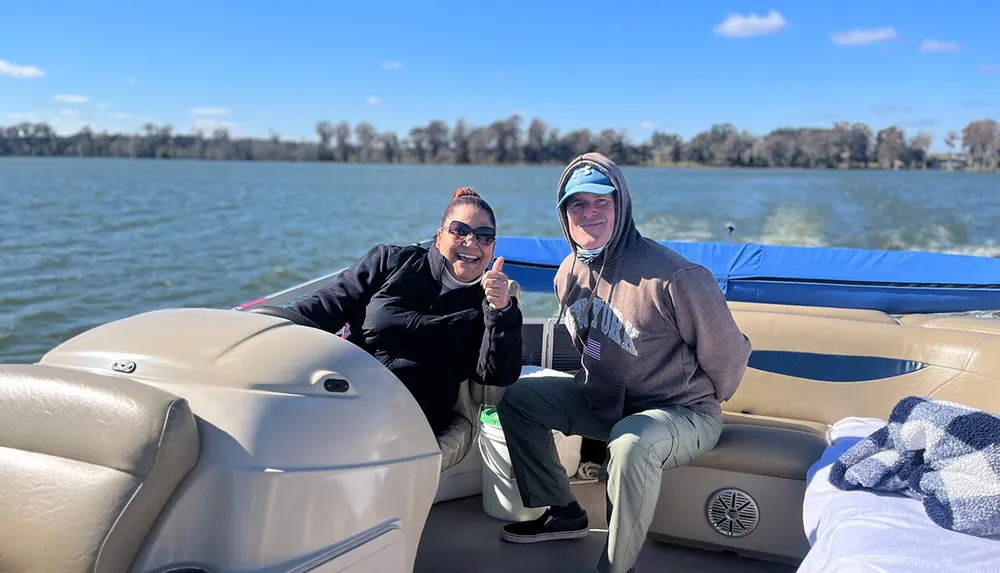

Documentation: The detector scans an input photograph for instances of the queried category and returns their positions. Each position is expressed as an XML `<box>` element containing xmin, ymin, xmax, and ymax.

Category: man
<box><xmin>496</xmin><ymin>152</ymin><xmax>752</xmax><ymax>573</ymax></box>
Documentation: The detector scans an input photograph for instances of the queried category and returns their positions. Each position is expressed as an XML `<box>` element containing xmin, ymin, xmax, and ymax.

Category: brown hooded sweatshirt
<box><xmin>554</xmin><ymin>153</ymin><xmax>752</xmax><ymax>424</ymax></box>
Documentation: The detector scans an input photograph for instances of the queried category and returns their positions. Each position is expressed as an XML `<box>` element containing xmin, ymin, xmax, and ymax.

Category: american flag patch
<box><xmin>583</xmin><ymin>338</ymin><xmax>601</xmax><ymax>360</ymax></box>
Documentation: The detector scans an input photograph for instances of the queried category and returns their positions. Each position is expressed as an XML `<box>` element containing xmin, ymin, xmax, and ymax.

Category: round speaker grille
<box><xmin>706</xmin><ymin>488</ymin><xmax>759</xmax><ymax>538</ymax></box>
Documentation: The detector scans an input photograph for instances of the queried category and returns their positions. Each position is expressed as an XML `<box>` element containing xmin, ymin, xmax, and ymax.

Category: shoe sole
<box><xmin>499</xmin><ymin>528</ymin><xmax>590</xmax><ymax>544</ymax></box>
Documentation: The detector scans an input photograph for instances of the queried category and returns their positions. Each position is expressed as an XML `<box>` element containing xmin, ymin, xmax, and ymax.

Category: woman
<box><xmin>290</xmin><ymin>188</ymin><xmax>524</xmax><ymax>435</ymax></box>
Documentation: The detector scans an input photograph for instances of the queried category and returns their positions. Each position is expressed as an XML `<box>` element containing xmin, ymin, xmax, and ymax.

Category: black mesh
<box><xmin>551</xmin><ymin>322</ymin><xmax>582</xmax><ymax>373</ymax></box>
<box><xmin>521</xmin><ymin>322</ymin><xmax>544</xmax><ymax>367</ymax></box>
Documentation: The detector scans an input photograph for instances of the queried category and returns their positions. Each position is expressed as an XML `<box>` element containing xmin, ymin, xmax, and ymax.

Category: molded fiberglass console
<box><xmin>0</xmin><ymin>306</ymin><xmax>441</xmax><ymax>573</ymax></box>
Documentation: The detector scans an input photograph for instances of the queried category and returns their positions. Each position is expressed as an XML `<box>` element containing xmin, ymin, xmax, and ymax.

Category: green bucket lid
<box><xmin>481</xmin><ymin>406</ymin><xmax>502</xmax><ymax>427</ymax></box>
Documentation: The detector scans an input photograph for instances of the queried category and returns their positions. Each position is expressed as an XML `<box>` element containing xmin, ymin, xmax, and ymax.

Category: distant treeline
<box><xmin>1</xmin><ymin>116</ymin><xmax>998</xmax><ymax>171</ymax></box>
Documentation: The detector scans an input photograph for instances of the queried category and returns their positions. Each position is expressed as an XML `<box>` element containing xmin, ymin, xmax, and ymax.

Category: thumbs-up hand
<box><xmin>482</xmin><ymin>257</ymin><xmax>510</xmax><ymax>310</ymax></box>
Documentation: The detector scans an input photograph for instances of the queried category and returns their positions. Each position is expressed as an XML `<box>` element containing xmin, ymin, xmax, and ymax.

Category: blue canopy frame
<box><xmin>493</xmin><ymin>237</ymin><xmax>1000</xmax><ymax>315</ymax></box>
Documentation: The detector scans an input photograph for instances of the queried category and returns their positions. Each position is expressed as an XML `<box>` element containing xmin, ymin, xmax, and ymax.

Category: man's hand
<box><xmin>483</xmin><ymin>257</ymin><xmax>510</xmax><ymax>310</ymax></box>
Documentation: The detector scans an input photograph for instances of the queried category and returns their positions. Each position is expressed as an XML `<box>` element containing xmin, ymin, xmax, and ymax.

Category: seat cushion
<box><xmin>437</xmin><ymin>414</ymin><xmax>473</xmax><ymax>472</ymax></box>
<box><xmin>0</xmin><ymin>364</ymin><xmax>200</xmax><ymax>573</ymax></box>
<box><xmin>688</xmin><ymin>412</ymin><xmax>830</xmax><ymax>480</ymax></box>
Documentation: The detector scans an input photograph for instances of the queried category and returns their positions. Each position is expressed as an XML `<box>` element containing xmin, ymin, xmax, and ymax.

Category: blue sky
<box><xmin>2</xmin><ymin>0</ymin><xmax>997</xmax><ymax>152</ymax></box>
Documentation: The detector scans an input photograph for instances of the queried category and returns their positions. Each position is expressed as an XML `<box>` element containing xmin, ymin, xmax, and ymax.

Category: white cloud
<box><xmin>920</xmin><ymin>40</ymin><xmax>960</xmax><ymax>52</ymax></box>
<box><xmin>366</xmin><ymin>96</ymin><xmax>381</xmax><ymax>105</ymax></box>
<box><xmin>831</xmin><ymin>28</ymin><xmax>897</xmax><ymax>46</ymax></box>
<box><xmin>640</xmin><ymin>121</ymin><xmax>655</xmax><ymax>130</ymax></box>
<box><xmin>978</xmin><ymin>64</ymin><xmax>999</xmax><ymax>73</ymax></box>
<box><xmin>111</xmin><ymin>112</ymin><xmax>132</xmax><ymax>120</ymax></box>
<box><xmin>7</xmin><ymin>111</ymin><xmax>39</xmax><ymax>121</ymax></box>
<box><xmin>380</xmin><ymin>61</ymin><xmax>403</xmax><ymax>70</ymax></box>
<box><xmin>97</xmin><ymin>101</ymin><xmax>113</xmax><ymax>109</ymax></box>
<box><xmin>190</xmin><ymin>107</ymin><xmax>231</xmax><ymax>116</ymax></box>
<box><xmin>714</xmin><ymin>10</ymin><xmax>787</xmax><ymax>38</ymax></box>
<box><xmin>59</xmin><ymin>109</ymin><xmax>79</xmax><ymax>117</ymax></box>
<box><xmin>0</xmin><ymin>59</ymin><xmax>45</xmax><ymax>78</ymax></box>
<box><xmin>54</xmin><ymin>93</ymin><xmax>89</xmax><ymax>103</ymax></box>
<box><xmin>125</xmin><ymin>76</ymin><xmax>137</xmax><ymax>84</ymax></box>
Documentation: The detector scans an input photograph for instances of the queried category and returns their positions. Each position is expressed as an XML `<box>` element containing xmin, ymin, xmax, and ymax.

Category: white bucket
<box><xmin>478</xmin><ymin>407</ymin><xmax>583</xmax><ymax>522</ymax></box>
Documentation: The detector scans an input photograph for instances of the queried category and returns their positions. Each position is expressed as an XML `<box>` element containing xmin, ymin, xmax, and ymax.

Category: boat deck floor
<box><xmin>415</xmin><ymin>480</ymin><xmax>800</xmax><ymax>573</ymax></box>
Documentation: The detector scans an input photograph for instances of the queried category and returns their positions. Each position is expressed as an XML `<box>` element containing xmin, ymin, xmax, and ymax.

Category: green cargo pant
<box><xmin>496</xmin><ymin>371</ymin><xmax>724</xmax><ymax>573</ymax></box>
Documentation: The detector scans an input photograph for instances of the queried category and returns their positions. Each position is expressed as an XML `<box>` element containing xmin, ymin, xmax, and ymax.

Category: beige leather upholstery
<box><xmin>729</xmin><ymin>301</ymin><xmax>900</xmax><ymax>324</ymax></box>
<box><xmin>437</xmin><ymin>416</ymin><xmax>473</xmax><ymax>472</ymax></box>
<box><xmin>0</xmin><ymin>364</ymin><xmax>200</xmax><ymax>573</ymax></box>
<box><xmin>727</xmin><ymin>309</ymin><xmax>1000</xmax><ymax>423</ymax></box>
<box><xmin>898</xmin><ymin>313</ymin><xmax>1000</xmax><ymax>335</ymax></box>
<box><xmin>721</xmin><ymin>411</ymin><xmax>829</xmax><ymax>436</ymax></box>
<box><xmin>691</xmin><ymin>413</ymin><xmax>829</xmax><ymax>480</ymax></box>
<box><xmin>437</xmin><ymin>351</ymin><xmax>483</xmax><ymax>473</ymax></box>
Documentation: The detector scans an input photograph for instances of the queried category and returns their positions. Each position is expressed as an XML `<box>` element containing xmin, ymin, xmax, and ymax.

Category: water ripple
<box><xmin>2</xmin><ymin>158</ymin><xmax>998</xmax><ymax>363</ymax></box>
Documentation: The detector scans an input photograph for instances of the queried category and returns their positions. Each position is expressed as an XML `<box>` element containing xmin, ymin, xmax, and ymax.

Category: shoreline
<box><xmin>2</xmin><ymin>116</ymin><xmax>996</xmax><ymax>171</ymax></box>
<box><xmin>0</xmin><ymin>155</ymin><xmax>991</xmax><ymax>172</ymax></box>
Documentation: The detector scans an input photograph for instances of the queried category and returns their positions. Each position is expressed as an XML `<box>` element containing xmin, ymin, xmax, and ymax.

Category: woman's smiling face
<box><xmin>437</xmin><ymin>204</ymin><xmax>496</xmax><ymax>281</ymax></box>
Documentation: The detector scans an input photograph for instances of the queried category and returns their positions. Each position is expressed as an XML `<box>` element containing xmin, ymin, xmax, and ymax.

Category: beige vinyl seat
<box><xmin>437</xmin><ymin>403</ymin><xmax>475</xmax><ymax>472</ymax></box>
<box><xmin>649</xmin><ymin>305</ymin><xmax>1000</xmax><ymax>564</ymax></box>
<box><xmin>691</xmin><ymin>412</ymin><xmax>830</xmax><ymax>481</ymax></box>
<box><xmin>0</xmin><ymin>364</ymin><xmax>200</xmax><ymax>573</ymax></box>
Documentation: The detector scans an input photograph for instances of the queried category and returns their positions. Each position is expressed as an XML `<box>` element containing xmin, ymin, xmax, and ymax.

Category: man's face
<box><xmin>565</xmin><ymin>192</ymin><xmax>615</xmax><ymax>250</ymax></box>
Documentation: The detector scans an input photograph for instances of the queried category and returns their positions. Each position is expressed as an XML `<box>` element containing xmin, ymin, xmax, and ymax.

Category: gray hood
<box><xmin>556</xmin><ymin>152</ymin><xmax>642</xmax><ymax>266</ymax></box>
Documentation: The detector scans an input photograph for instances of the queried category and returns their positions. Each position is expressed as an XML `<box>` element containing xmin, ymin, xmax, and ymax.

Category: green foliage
<box><xmin>2</xmin><ymin>116</ymin><xmax>997</xmax><ymax>171</ymax></box>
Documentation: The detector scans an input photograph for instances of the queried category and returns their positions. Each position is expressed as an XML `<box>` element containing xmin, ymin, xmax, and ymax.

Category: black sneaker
<box><xmin>499</xmin><ymin>508</ymin><xmax>589</xmax><ymax>543</ymax></box>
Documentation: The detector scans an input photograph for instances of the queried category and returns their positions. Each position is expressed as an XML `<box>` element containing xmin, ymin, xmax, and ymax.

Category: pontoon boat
<box><xmin>2</xmin><ymin>238</ymin><xmax>998</xmax><ymax>573</ymax></box>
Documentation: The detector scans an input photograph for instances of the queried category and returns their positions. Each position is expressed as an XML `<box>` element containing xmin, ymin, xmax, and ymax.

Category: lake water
<box><xmin>2</xmin><ymin>157</ymin><xmax>999</xmax><ymax>363</ymax></box>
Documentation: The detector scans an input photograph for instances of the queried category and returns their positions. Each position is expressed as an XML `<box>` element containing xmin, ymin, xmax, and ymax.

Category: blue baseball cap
<box><xmin>558</xmin><ymin>164</ymin><xmax>616</xmax><ymax>207</ymax></box>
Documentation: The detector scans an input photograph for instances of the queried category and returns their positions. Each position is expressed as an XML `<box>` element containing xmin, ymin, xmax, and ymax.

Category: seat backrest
<box><xmin>0</xmin><ymin>364</ymin><xmax>200</xmax><ymax>573</ymax></box>
<box><xmin>545</xmin><ymin>304</ymin><xmax>1000</xmax><ymax>421</ymax></box>
<box><xmin>727</xmin><ymin>308</ymin><xmax>1000</xmax><ymax>422</ymax></box>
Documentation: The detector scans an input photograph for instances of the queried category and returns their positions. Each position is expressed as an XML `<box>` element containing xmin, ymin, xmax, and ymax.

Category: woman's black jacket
<box><xmin>290</xmin><ymin>243</ymin><xmax>523</xmax><ymax>434</ymax></box>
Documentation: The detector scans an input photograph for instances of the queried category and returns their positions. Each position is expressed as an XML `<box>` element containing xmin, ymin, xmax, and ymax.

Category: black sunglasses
<box><xmin>447</xmin><ymin>220</ymin><xmax>496</xmax><ymax>246</ymax></box>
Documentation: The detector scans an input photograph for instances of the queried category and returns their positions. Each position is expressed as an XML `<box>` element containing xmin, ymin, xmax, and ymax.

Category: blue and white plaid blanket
<box><xmin>829</xmin><ymin>395</ymin><xmax>1000</xmax><ymax>537</ymax></box>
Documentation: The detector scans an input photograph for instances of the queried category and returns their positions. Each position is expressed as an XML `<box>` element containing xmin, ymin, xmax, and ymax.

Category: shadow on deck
<box><xmin>415</xmin><ymin>481</ymin><xmax>799</xmax><ymax>573</ymax></box>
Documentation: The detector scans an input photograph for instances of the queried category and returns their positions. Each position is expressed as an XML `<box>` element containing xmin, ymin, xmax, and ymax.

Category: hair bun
<box><xmin>452</xmin><ymin>187</ymin><xmax>480</xmax><ymax>201</ymax></box>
